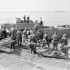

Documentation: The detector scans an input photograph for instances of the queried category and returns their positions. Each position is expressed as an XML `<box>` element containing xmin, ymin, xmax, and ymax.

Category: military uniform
<box><xmin>17</xmin><ymin>30</ymin><xmax>22</xmax><ymax>45</ymax></box>
<box><xmin>60</xmin><ymin>34</ymin><xmax>68</xmax><ymax>57</ymax></box>
<box><xmin>43</xmin><ymin>33</ymin><xmax>49</xmax><ymax>48</ymax></box>
<box><xmin>52</xmin><ymin>33</ymin><xmax>58</xmax><ymax>50</ymax></box>
<box><xmin>10</xmin><ymin>27</ymin><xmax>17</xmax><ymax>50</ymax></box>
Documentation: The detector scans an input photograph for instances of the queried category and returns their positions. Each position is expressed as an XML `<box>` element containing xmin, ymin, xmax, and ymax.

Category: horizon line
<box><xmin>0</xmin><ymin>11</ymin><xmax>69</xmax><ymax>13</ymax></box>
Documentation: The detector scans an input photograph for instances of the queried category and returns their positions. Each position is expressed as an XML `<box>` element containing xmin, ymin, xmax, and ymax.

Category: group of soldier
<box><xmin>0</xmin><ymin>23</ymin><xmax>69</xmax><ymax>58</ymax></box>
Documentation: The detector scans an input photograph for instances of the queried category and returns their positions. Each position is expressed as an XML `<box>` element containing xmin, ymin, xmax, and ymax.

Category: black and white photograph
<box><xmin>0</xmin><ymin>0</ymin><xmax>69</xmax><ymax>70</ymax></box>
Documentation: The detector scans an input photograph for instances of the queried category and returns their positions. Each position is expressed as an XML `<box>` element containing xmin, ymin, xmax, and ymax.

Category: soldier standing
<box><xmin>10</xmin><ymin>24</ymin><xmax>17</xmax><ymax>51</ymax></box>
<box><xmin>52</xmin><ymin>31</ymin><xmax>58</xmax><ymax>50</ymax></box>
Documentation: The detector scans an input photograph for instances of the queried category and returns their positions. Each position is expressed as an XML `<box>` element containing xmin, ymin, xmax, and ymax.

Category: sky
<box><xmin>0</xmin><ymin>0</ymin><xmax>69</xmax><ymax>12</ymax></box>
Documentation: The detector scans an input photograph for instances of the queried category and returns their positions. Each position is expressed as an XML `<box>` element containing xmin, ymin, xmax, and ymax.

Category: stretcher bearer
<box><xmin>52</xmin><ymin>31</ymin><xmax>58</xmax><ymax>50</ymax></box>
<box><xmin>10</xmin><ymin>24</ymin><xmax>17</xmax><ymax>51</ymax></box>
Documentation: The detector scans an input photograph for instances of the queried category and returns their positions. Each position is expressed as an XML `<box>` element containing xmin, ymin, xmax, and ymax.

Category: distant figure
<box><xmin>23</xmin><ymin>15</ymin><xmax>26</xmax><ymax>23</ymax></box>
<box><xmin>39</xmin><ymin>17</ymin><xmax>43</xmax><ymax>28</ymax></box>
<box><xmin>52</xmin><ymin>31</ymin><xmax>58</xmax><ymax>50</ymax></box>
<box><xmin>27</xmin><ymin>16</ymin><xmax>30</xmax><ymax>23</ymax></box>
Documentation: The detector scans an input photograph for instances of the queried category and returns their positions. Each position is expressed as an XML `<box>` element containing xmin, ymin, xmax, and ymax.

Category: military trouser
<box><xmin>52</xmin><ymin>40</ymin><xmax>58</xmax><ymax>50</ymax></box>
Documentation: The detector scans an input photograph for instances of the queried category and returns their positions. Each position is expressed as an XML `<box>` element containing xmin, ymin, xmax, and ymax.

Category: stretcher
<box><xmin>37</xmin><ymin>44</ymin><xmax>70</xmax><ymax>59</ymax></box>
<box><xmin>0</xmin><ymin>37</ymin><xmax>16</xmax><ymax>52</ymax></box>
<box><xmin>37</xmin><ymin>50</ymin><xmax>68</xmax><ymax>59</ymax></box>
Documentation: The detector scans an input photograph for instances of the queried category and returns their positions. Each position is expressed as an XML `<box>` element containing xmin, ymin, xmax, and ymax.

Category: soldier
<box><xmin>29</xmin><ymin>31</ymin><xmax>37</xmax><ymax>54</ymax></box>
<box><xmin>1</xmin><ymin>25</ymin><xmax>7</xmax><ymax>39</ymax></box>
<box><xmin>10</xmin><ymin>24</ymin><xmax>17</xmax><ymax>51</ymax></box>
<box><xmin>60</xmin><ymin>34</ymin><xmax>68</xmax><ymax>57</ymax></box>
<box><xmin>43</xmin><ymin>31</ymin><xmax>49</xmax><ymax>49</ymax></box>
<box><xmin>22</xmin><ymin>30</ymin><xmax>28</xmax><ymax>44</ymax></box>
<box><xmin>61</xmin><ymin>34</ymin><xmax>67</xmax><ymax>46</ymax></box>
<box><xmin>52</xmin><ymin>31</ymin><xmax>58</xmax><ymax>50</ymax></box>
<box><xmin>39</xmin><ymin>17</ymin><xmax>44</xmax><ymax>29</ymax></box>
<box><xmin>16</xmin><ymin>26</ymin><xmax>22</xmax><ymax>46</ymax></box>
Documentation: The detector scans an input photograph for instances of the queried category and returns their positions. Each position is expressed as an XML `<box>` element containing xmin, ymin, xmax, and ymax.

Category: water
<box><xmin>0</xmin><ymin>12</ymin><xmax>70</xmax><ymax>26</ymax></box>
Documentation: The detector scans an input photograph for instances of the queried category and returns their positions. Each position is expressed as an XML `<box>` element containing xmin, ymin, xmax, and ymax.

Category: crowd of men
<box><xmin>0</xmin><ymin>23</ymin><xmax>69</xmax><ymax>58</ymax></box>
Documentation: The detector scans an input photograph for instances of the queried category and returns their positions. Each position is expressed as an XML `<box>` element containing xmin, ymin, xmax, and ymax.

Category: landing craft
<box><xmin>3</xmin><ymin>17</ymin><xmax>70</xmax><ymax>40</ymax></box>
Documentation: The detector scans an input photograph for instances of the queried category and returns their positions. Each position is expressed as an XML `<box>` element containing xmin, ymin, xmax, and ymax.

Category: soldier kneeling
<box><xmin>29</xmin><ymin>34</ymin><xmax>37</xmax><ymax>54</ymax></box>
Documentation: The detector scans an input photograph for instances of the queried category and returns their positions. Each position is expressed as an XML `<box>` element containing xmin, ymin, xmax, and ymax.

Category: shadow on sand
<box><xmin>0</xmin><ymin>44</ymin><xmax>70</xmax><ymax>61</ymax></box>
<box><xmin>0</xmin><ymin>44</ymin><xmax>29</xmax><ymax>56</ymax></box>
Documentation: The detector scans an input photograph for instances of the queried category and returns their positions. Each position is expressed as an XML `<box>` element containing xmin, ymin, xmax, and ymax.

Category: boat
<box><xmin>2</xmin><ymin>16</ymin><xmax>70</xmax><ymax>40</ymax></box>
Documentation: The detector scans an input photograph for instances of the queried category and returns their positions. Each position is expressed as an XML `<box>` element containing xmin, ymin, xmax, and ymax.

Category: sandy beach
<box><xmin>0</xmin><ymin>0</ymin><xmax>70</xmax><ymax>70</ymax></box>
<box><xmin>0</xmin><ymin>43</ymin><xmax>70</xmax><ymax>70</ymax></box>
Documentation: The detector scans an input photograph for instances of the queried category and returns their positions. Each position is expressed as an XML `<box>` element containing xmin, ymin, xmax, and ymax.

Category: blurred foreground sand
<box><xmin>0</xmin><ymin>38</ymin><xmax>70</xmax><ymax>70</ymax></box>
